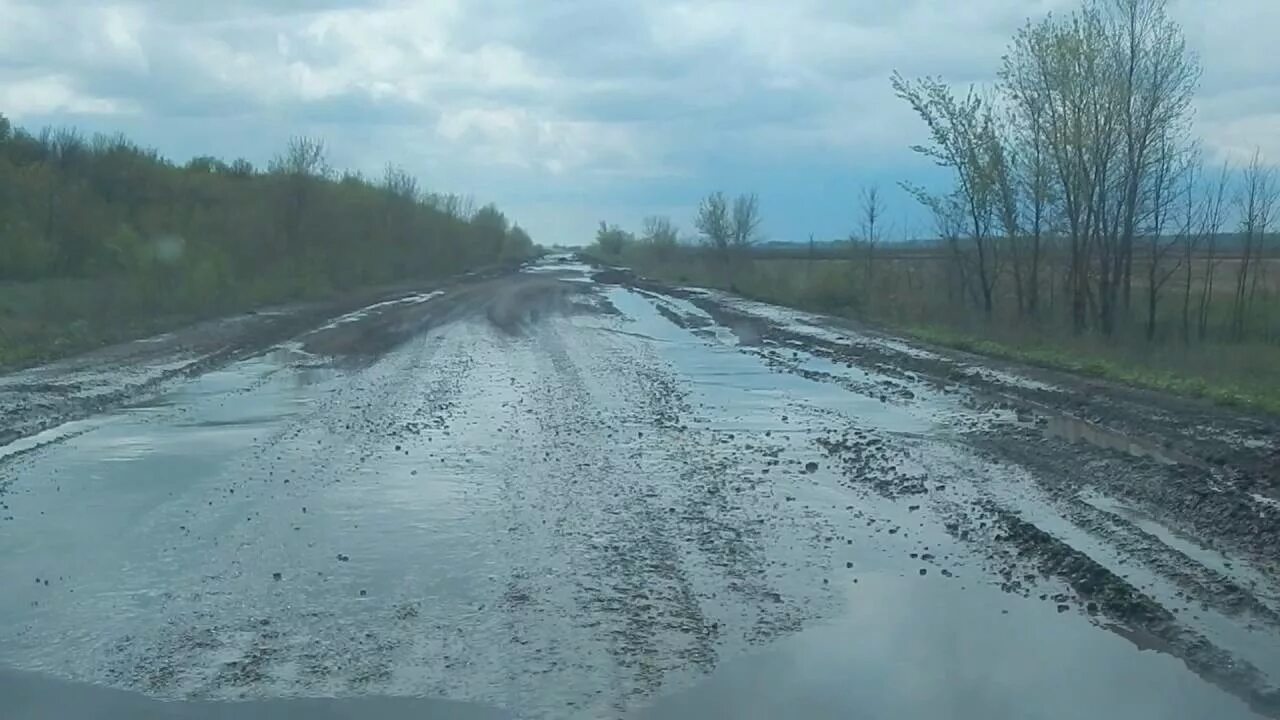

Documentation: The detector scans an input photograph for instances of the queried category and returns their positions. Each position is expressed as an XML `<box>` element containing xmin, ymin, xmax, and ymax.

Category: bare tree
<box><xmin>858</xmin><ymin>185</ymin><xmax>885</xmax><ymax>282</ymax></box>
<box><xmin>642</xmin><ymin>215</ymin><xmax>679</xmax><ymax>261</ymax></box>
<box><xmin>1141</xmin><ymin>133</ymin><xmax>1190</xmax><ymax>341</ymax></box>
<box><xmin>1231</xmin><ymin>150</ymin><xmax>1276</xmax><ymax>340</ymax></box>
<box><xmin>270</xmin><ymin>136</ymin><xmax>329</xmax><ymax>178</ymax></box>
<box><xmin>1196</xmin><ymin>164</ymin><xmax>1230</xmax><ymax>340</ymax></box>
<box><xmin>382</xmin><ymin>164</ymin><xmax>419</xmax><ymax>202</ymax></box>
<box><xmin>731</xmin><ymin>193</ymin><xmax>763</xmax><ymax>249</ymax></box>
<box><xmin>695</xmin><ymin>191</ymin><xmax>732</xmax><ymax>258</ymax></box>
<box><xmin>1177</xmin><ymin>154</ymin><xmax>1204</xmax><ymax>343</ymax></box>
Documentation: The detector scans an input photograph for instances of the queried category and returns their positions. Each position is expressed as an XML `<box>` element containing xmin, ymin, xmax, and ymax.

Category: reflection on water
<box><xmin>2</xmin><ymin>666</ymin><xmax>510</xmax><ymax>720</ymax></box>
<box><xmin>1042</xmin><ymin>415</ymin><xmax>1194</xmax><ymax>466</ymax></box>
<box><xmin>634</xmin><ymin>575</ymin><xmax>1264</xmax><ymax>720</ymax></box>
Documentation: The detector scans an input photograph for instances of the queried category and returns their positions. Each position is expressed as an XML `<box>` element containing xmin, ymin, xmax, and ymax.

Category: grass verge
<box><xmin>903</xmin><ymin>325</ymin><xmax>1280</xmax><ymax>415</ymax></box>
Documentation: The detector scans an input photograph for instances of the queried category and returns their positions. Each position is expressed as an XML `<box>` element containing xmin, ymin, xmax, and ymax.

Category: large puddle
<box><xmin>633</xmin><ymin>574</ymin><xmax>1263</xmax><ymax>720</ymax></box>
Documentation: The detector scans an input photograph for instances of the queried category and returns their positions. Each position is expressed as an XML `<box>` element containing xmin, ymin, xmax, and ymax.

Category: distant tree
<box><xmin>504</xmin><ymin>224</ymin><xmax>534</xmax><ymax>260</ymax></box>
<box><xmin>731</xmin><ymin>193</ymin><xmax>763</xmax><ymax>249</ymax></box>
<box><xmin>1231</xmin><ymin>150</ymin><xmax>1276</xmax><ymax>340</ymax></box>
<box><xmin>382</xmin><ymin>164</ymin><xmax>419</xmax><ymax>201</ymax></box>
<box><xmin>695</xmin><ymin>191</ymin><xmax>731</xmax><ymax>255</ymax></box>
<box><xmin>642</xmin><ymin>215</ymin><xmax>679</xmax><ymax>260</ymax></box>
<box><xmin>0</xmin><ymin>115</ymin><xmax>518</xmax><ymax>315</ymax></box>
<box><xmin>1195</xmin><ymin>163</ymin><xmax>1231</xmax><ymax>341</ymax></box>
<box><xmin>471</xmin><ymin>204</ymin><xmax>510</xmax><ymax>263</ymax></box>
<box><xmin>858</xmin><ymin>185</ymin><xmax>885</xmax><ymax>282</ymax></box>
<box><xmin>595</xmin><ymin>221</ymin><xmax>633</xmax><ymax>256</ymax></box>
<box><xmin>187</xmin><ymin>156</ymin><xmax>230</xmax><ymax>174</ymax></box>
<box><xmin>269</xmin><ymin>136</ymin><xmax>329</xmax><ymax>259</ymax></box>
<box><xmin>269</xmin><ymin>136</ymin><xmax>329</xmax><ymax>178</ymax></box>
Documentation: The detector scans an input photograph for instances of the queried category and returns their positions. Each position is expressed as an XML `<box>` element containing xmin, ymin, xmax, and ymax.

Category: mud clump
<box><xmin>592</xmin><ymin>268</ymin><xmax>634</xmax><ymax>285</ymax></box>
<box><xmin>996</xmin><ymin>511</ymin><xmax>1170</xmax><ymax>625</ymax></box>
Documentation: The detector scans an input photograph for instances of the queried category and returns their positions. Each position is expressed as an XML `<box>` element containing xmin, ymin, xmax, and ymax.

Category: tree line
<box><xmin>0</xmin><ymin>117</ymin><xmax>534</xmax><ymax>320</ymax></box>
<box><xmin>597</xmin><ymin>0</ymin><xmax>1276</xmax><ymax>349</ymax></box>
<box><xmin>893</xmin><ymin>0</ymin><xmax>1275</xmax><ymax>344</ymax></box>
<box><xmin>593</xmin><ymin>191</ymin><xmax>763</xmax><ymax>281</ymax></box>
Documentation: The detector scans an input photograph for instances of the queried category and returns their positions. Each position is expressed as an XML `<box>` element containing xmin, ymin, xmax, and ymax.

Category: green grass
<box><xmin>903</xmin><ymin>325</ymin><xmax>1280</xmax><ymax>414</ymax></box>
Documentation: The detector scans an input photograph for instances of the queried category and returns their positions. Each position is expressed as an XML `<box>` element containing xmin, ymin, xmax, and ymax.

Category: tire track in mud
<box><xmin>96</xmin><ymin>326</ymin><xmax>477</xmax><ymax>699</ymax></box>
<box><xmin>474</xmin><ymin>301</ymin><xmax>839</xmax><ymax>717</ymax></box>
<box><xmin>596</xmin><ymin>269</ymin><xmax>1280</xmax><ymax>717</ymax></box>
<box><xmin>499</xmin><ymin>319</ymin><xmax>719</xmax><ymax>715</ymax></box>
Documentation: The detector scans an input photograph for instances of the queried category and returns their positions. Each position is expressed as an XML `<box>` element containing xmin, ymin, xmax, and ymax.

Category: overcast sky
<box><xmin>1</xmin><ymin>0</ymin><xmax>1276</xmax><ymax>246</ymax></box>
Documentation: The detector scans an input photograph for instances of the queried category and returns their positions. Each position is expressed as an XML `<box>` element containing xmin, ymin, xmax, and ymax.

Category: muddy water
<box><xmin>0</xmin><ymin>259</ymin><xmax>1269</xmax><ymax>719</ymax></box>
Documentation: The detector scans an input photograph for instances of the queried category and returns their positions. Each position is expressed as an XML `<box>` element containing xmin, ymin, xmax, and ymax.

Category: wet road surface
<box><xmin>1</xmin><ymin>257</ymin><xmax>1277</xmax><ymax>719</ymax></box>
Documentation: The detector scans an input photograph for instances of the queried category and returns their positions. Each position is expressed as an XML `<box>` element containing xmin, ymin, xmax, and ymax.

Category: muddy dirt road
<box><xmin>2</xmin><ymin>256</ymin><xmax>1278</xmax><ymax>719</ymax></box>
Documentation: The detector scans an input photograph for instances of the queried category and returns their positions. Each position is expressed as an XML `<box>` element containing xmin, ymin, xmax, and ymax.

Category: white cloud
<box><xmin>0</xmin><ymin>0</ymin><xmax>1276</xmax><ymax>244</ymax></box>
<box><xmin>0</xmin><ymin>75</ymin><xmax>134</xmax><ymax>118</ymax></box>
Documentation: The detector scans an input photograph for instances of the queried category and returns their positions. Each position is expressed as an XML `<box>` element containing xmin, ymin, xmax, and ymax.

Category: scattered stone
<box><xmin>805</xmin><ymin>461</ymin><xmax>819</xmax><ymax>473</ymax></box>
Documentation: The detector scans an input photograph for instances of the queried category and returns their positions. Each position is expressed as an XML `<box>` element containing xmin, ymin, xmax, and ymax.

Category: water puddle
<box><xmin>605</xmin><ymin>288</ymin><xmax>936</xmax><ymax>437</ymax></box>
<box><xmin>1041</xmin><ymin>414</ymin><xmax>1196</xmax><ymax>467</ymax></box>
<box><xmin>0</xmin><ymin>417</ymin><xmax>114</xmax><ymax>463</ymax></box>
<box><xmin>632</xmin><ymin>574</ymin><xmax>1265</xmax><ymax>720</ymax></box>
<box><xmin>1</xmin><ymin>666</ymin><xmax>510</xmax><ymax>720</ymax></box>
<box><xmin>312</xmin><ymin>291</ymin><xmax>444</xmax><ymax>332</ymax></box>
